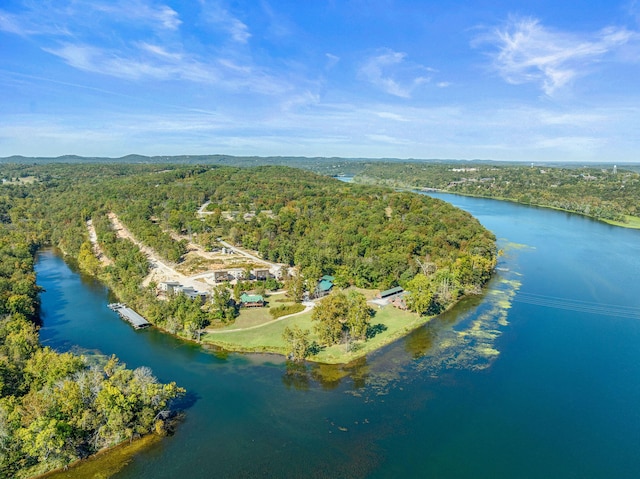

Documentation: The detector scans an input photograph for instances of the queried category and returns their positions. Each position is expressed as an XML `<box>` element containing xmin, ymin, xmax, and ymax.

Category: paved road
<box><xmin>197</xmin><ymin>200</ymin><xmax>213</xmax><ymax>216</ymax></box>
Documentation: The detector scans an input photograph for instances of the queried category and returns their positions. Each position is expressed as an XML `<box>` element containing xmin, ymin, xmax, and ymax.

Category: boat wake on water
<box><xmin>512</xmin><ymin>292</ymin><xmax>640</xmax><ymax>320</ymax></box>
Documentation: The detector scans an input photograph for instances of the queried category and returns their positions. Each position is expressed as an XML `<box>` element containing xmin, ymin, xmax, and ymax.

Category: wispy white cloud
<box><xmin>137</xmin><ymin>42</ymin><xmax>184</xmax><ymax>61</ymax></box>
<box><xmin>0</xmin><ymin>11</ymin><xmax>27</xmax><ymax>35</ymax></box>
<box><xmin>2</xmin><ymin>99</ymin><xmax>640</xmax><ymax>161</ymax></box>
<box><xmin>43</xmin><ymin>43</ymin><xmax>186</xmax><ymax>80</ymax></box>
<box><xmin>281</xmin><ymin>91</ymin><xmax>321</xmax><ymax>112</ymax></box>
<box><xmin>146</xmin><ymin>4</ymin><xmax>182</xmax><ymax>30</ymax></box>
<box><xmin>0</xmin><ymin>9</ymin><xmax>71</xmax><ymax>36</ymax></box>
<box><xmin>259</xmin><ymin>0</ymin><xmax>294</xmax><ymax>39</ymax></box>
<box><xmin>4</xmin><ymin>1</ymin><xmax>640</xmax><ymax>162</ymax></box>
<box><xmin>325</xmin><ymin>53</ymin><xmax>340</xmax><ymax>70</ymax></box>
<box><xmin>1</xmin><ymin>0</ymin><xmax>182</xmax><ymax>35</ymax></box>
<box><xmin>534</xmin><ymin>135</ymin><xmax>605</xmax><ymax>151</ymax></box>
<box><xmin>359</xmin><ymin>49</ymin><xmax>431</xmax><ymax>98</ymax></box>
<box><xmin>366</xmin><ymin>134</ymin><xmax>412</xmax><ymax>145</ymax></box>
<box><xmin>88</xmin><ymin>1</ymin><xmax>181</xmax><ymax>31</ymax></box>
<box><xmin>375</xmin><ymin>111</ymin><xmax>410</xmax><ymax>122</ymax></box>
<box><xmin>0</xmin><ymin>1</ymin><xmax>294</xmax><ymax>95</ymax></box>
<box><xmin>626</xmin><ymin>0</ymin><xmax>640</xmax><ymax>25</ymax></box>
<box><xmin>41</xmin><ymin>41</ymin><xmax>290</xmax><ymax>95</ymax></box>
<box><xmin>199</xmin><ymin>0</ymin><xmax>251</xmax><ymax>44</ymax></box>
<box><xmin>477</xmin><ymin>16</ymin><xmax>636</xmax><ymax>95</ymax></box>
<box><xmin>537</xmin><ymin>111</ymin><xmax>605</xmax><ymax>126</ymax></box>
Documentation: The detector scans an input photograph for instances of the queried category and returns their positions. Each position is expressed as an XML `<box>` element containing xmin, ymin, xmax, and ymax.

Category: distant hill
<box><xmin>1</xmin><ymin>154</ymin><xmax>638</xmax><ymax>175</ymax></box>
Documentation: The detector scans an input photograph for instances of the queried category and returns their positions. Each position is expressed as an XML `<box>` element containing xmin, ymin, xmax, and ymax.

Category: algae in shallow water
<box><xmin>342</xmin><ymin>271</ymin><xmax>522</xmax><ymax>399</ymax></box>
<box><xmin>413</xmin><ymin>273</ymin><xmax>521</xmax><ymax>374</ymax></box>
<box><xmin>35</xmin><ymin>434</ymin><xmax>161</xmax><ymax>479</ymax></box>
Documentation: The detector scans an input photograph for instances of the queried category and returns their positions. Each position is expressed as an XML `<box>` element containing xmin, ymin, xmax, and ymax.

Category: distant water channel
<box><xmin>37</xmin><ymin>192</ymin><xmax>640</xmax><ymax>478</ymax></box>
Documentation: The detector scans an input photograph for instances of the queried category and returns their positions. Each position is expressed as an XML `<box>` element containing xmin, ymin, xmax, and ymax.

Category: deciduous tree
<box><xmin>282</xmin><ymin>325</ymin><xmax>311</xmax><ymax>361</ymax></box>
<box><xmin>405</xmin><ymin>274</ymin><xmax>435</xmax><ymax>315</ymax></box>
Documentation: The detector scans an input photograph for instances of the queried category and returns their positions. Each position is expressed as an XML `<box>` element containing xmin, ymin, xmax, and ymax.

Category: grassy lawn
<box><xmin>202</xmin><ymin>310</ymin><xmax>314</xmax><ymax>354</ymax></box>
<box><xmin>344</xmin><ymin>286</ymin><xmax>380</xmax><ymax>300</ymax></box>
<box><xmin>605</xmin><ymin>215</ymin><xmax>640</xmax><ymax>229</ymax></box>
<box><xmin>207</xmin><ymin>296</ymin><xmax>297</xmax><ymax>331</ymax></box>
<box><xmin>312</xmin><ymin>305</ymin><xmax>428</xmax><ymax>364</ymax></box>
<box><xmin>202</xmin><ymin>302</ymin><xmax>431</xmax><ymax>364</ymax></box>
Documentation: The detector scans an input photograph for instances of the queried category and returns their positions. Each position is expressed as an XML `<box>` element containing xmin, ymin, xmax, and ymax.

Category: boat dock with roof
<box><xmin>108</xmin><ymin>303</ymin><xmax>151</xmax><ymax>329</ymax></box>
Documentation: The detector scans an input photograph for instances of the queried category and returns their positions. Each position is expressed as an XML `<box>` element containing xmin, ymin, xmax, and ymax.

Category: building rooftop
<box><xmin>240</xmin><ymin>293</ymin><xmax>264</xmax><ymax>303</ymax></box>
<box><xmin>317</xmin><ymin>279</ymin><xmax>334</xmax><ymax>292</ymax></box>
<box><xmin>379</xmin><ymin>286</ymin><xmax>404</xmax><ymax>298</ymax></box>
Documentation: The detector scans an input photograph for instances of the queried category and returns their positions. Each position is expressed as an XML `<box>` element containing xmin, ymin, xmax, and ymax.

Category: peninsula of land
<box><xmin>1</xmin><ymin>162</ymin><xmax>496</xmax><ymax>365</ymax></box>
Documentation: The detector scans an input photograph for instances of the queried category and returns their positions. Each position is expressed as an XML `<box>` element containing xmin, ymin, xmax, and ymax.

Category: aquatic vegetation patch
<box><xmin>413</xmin><ymin>273</ymin><xmax>521</xmax><ymax>375</ymax></box>
<box><xmin>339</xmin><ymin>272</ymin><xmax>521</xmax><ymax>399</ymax></box>
<box><xmin>36</xmin><ymin>434</ymin><xmax>161</xmax><ymax>479</ymax></box>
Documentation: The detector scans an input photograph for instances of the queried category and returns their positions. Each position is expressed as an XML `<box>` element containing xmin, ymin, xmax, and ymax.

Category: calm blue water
<box><xmin>37</xmin><ymin>193</ymin><xmax>640</xmax><ymax>478</ymax></box>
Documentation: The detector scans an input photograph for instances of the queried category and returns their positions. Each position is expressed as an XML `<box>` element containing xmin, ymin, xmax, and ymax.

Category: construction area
<box><xmin>87</xmin><ymin>211</ymin><xmax>291</xmax><ymax>304</ymax></box>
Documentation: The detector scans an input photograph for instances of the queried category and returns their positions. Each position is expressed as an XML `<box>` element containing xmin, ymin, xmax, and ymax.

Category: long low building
<box><xmin>108</xmin><ymin>303</ymin><xmax>151</xmax><ymax>329</ymax></box>
<box><xmin>376</xmin><ymin>286</ymin><xmax>404</xmax><ymax>299</ymax></box>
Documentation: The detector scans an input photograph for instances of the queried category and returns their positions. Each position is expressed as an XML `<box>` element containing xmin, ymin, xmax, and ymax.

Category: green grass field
<box><xmin>206</xmin><ymin>295</ymin><xmax>298</xmax><ymax>331</ymax></box>
<box><xmin>605</xmin><ymin>215</ymin><xmax>640</xmax><ymax>229</ymax></box>
<box><xmin>201</xmin><ymin>302</ymin><xmax>431</xmax><ymax>364</ymax></box>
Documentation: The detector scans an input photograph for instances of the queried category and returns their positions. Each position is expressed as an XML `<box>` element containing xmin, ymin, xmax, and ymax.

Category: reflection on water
<box><xmin>276</xmin><ymin>265</ymin><xmax>521</xmax><ymax>404</ymax></box>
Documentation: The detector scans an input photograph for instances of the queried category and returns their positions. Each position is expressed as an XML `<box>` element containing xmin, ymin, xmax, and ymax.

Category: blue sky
<box><xmin>1</xmin><ymin>0</ymin><xmax>639</xmax><ymax>161</ymax></box>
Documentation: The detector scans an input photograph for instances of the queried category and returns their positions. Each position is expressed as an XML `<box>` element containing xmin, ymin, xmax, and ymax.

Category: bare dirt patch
<box><xmin>86</xmin><ymin>219</ymin><xmax>113</xmax><ymax>266</ymax></box>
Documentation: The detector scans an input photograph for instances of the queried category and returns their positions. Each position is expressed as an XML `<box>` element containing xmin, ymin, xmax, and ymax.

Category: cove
<box><xmin>36</xmin><ymin>192</ymin><xmax>640</xmax><ymax>479</ymax></box>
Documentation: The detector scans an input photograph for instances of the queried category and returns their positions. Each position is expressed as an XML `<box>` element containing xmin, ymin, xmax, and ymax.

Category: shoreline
<box><xmin>355</xmin><ymin>178</ymin><xmax>640</xmax><ymax>230</ymax></box>
<box><xmin>201</xmin><ymin>296</ymin><xmax>469</xmax><ymax>366</ymax></box>
<box><xmin>426</xmin><ymin>190</ymin><xmax>640</xmax><ymax>229</ymax></box>
<box><xmin>29</xmin><ymin>433</ymin><xmax>162</xmax><ymax>479</ymax></box>
<box><xmin>202</xmin><ymin>312</ymin><xmax>433</xmax><ymax>365</ymax></box>
<box><xmin>60</xmin><ymin>222</ymin><xmax>497</xmax><ymax>366</ymax></box>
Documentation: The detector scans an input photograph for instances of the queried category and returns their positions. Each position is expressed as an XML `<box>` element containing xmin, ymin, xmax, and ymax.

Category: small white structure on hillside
<box><xmin>158</xmin><ymin>281</ymin><xmax>181</xmax><ymax>294</ymax></box>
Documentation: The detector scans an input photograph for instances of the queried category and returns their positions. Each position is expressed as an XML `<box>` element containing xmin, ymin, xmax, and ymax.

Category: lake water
<box><xmin>36</xmin><ymin>193</ymin><xmax>640</xmax><ymax>478</ymax></box>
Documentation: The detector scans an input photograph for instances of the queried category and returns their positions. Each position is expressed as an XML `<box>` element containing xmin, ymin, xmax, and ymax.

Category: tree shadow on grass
<box><xmin>308</xmin><ymin>341</ymin><xmax>323</xmax><ymax>356</ymax></box>
<box><xmin>366</xmin><ymin>323</ymin><xmax>387</xmax><ymax>339</ymax></box>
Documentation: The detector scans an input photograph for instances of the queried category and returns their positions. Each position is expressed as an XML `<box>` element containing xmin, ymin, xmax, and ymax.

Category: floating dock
<box><xmin>108</xmin><ymin>303</ymin><xmax>151</xmax><ymax>329</ymax></box>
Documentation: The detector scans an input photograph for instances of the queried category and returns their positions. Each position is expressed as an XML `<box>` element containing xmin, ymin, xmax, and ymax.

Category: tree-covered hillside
<box><xmin>6</xmin><ymin>163</ymin><xmax>495</xmax><ymax>290</ymax></box>
<box><xmin>0</xmin><ymin>162</ymin><xmax>500</xmax><ymax>475</ymax></box>
<box><xmin>0</xmin><ymin>185</ymin><xmax>184</xmax><ymax>479</ymax></box>
<box><xmin>356</xmin><ymin>163</ymin><xmax>640</xmax><ymax>225</ymax></box>
<box><xmin>0</xmin><ymin>162</ymin><xmax>497</xmax><ymax>335</ymax></box>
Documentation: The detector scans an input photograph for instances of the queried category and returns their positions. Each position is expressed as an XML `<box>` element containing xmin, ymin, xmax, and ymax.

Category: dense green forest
<box><xmin>355</xmin><ymin>163</ymin><xmax>640</xmax><ymax>225</ymax></box>
<box><xmin>4</xmin><ymin>155</ymin><xmax>638</xmax><ymax>226</ymax></box>
<box><xmin>1</xmin><ymin>162</ymin><xmax>497</xmax><ymax>293</ymax></box>
<box><xmin>4</xmin><ymin>154</ymin><xmax>640</xmax><ymax>175</ymax></box>
<box><xmin>0</xmin><ymin>184</ymin><xmax>184</xmax><ymax>478</ymax></box>
<box><xmin>0</xmin><ymin>162</ymin><xmax>497</xmax><ymax>339</ymax></box>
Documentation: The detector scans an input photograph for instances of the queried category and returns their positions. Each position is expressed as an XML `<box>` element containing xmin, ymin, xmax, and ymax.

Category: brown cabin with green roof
<box><xmin>240</xmin><ymin>293</ymin><xmax>264</xmax><ymax>308</ymax></box>
<box><xmin>315</xmin><ymin>275</ymin><xmax>335</xmax><ymax>298</ymax></box>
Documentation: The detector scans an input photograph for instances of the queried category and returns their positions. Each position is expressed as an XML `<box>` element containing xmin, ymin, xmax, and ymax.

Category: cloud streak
<box><xmin>359</xmin><ymin>49</ymin><xmax>431</xmax><ymax>98</ymax></box>
<box><xmin>478</xmin><ymin>16</ymin><xmax>636</xmax><ymax>95</ymax></box>
<box><xmin>200</xmin><ymin>1</ymin><xmax>251</xmax><ymax>44</ymax></box>
<box><xmin>0</xmin><ymin>0</ymin><xmax>292</xmax><ymax>94</ymax></box>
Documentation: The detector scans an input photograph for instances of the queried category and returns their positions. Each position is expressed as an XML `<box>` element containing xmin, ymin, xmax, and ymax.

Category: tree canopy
<box><xmin>356</xmin><ymin>162</ymin><xmax>640</xmax><ymax>224</ymax></box>
<box><xmin>0</xmin><ymin>180</ymin><xmax>185</xmax><ymax>478</ymax></box>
